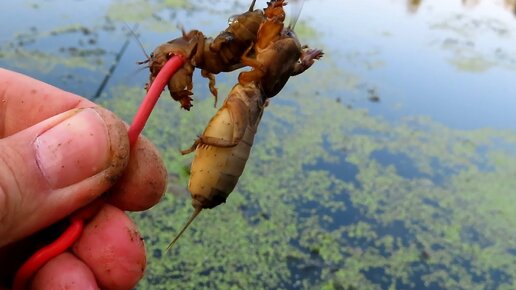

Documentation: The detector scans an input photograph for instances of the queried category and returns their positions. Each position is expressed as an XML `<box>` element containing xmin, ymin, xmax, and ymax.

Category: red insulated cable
<box><xmin>12</xmin><ymin>54</ymin><xmax>186</xmax><ymax>290</ymax></box>
<box><xmin>128</xmin><ymin>55</ymin><xmax>186</xmax><ymax>146</ymax></box>
<box><xmin>12</xmin><ymin>220</ymin><xmax>84</xmax><ymax>290</ymax></box>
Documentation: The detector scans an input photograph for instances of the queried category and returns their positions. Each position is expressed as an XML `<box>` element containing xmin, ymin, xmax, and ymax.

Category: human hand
<box><xmin>0</xmin><ymin>68</ymin><xmax>167</xmax><ymax>289</ymax></box>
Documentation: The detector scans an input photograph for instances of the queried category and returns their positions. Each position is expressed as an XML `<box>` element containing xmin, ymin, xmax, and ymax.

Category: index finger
<box><xmin>0</xmin><ymin>68</ymin><xmax>95</xmax><ymax>138</ymax></box>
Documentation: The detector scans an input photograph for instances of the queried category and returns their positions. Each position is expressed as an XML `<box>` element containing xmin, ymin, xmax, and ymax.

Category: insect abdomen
<box><xmin>188</xmin><ymin>88</ymin><xmax>258</xmax><ymax>208</ymax></box>
<box><xmin>188</xmin><ymin>136</ymin><xmax>253</xmax><ymax>208</ymax></box>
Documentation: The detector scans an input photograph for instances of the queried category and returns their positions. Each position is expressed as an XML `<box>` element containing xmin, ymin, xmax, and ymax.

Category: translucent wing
<box><xmin>288</xmin><ymin>0</ymin><xmax>305</xmax><ymax>30</ymax></box>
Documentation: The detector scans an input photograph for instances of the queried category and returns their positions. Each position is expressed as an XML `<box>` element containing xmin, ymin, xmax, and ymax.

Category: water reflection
<box><xmin>462</xmin><ymin>0</ymin><xmax>481</xmax><ymax>9</ymax></box>
<box><xmin>407</xmin><ymin>0</ymin><xmax>516</xmax><ymax>15</ymax></box>
<box><xmin>407</xmin><ymin>0</ymin><xmax>423</xmax><ymax>13</ymax></box>
<box><xmin>507</xmin><ymin>0</ymin><xmax>516</xmax><ymax>14</ymax></box>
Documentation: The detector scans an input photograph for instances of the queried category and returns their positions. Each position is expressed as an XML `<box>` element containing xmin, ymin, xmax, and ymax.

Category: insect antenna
<box><xmin>132</xmin><ymin>65</ymin><xmax>150</xmax><ymax>74</ymax></box>
<box><xmin>166</xmin><ymin>207</ymin><xmax>203</xmax><ymax>251</ymax></box>
<box><xmin>288</xmin><ymin>0</ymin><xmax>305</xmax><ymax>30</ymax></box>
<box><xmin>248</xmin><ymin>0</ymin><xmax>257</xmax><ymax>11</ymax></box>
<box><xmin>123</xmin><ymin>22</ymin><xmax>150</xmax><ymax>62</ymax></box>
<box><xmin>91</xmin><ymin>26</ymin><xmax>133</xmax><ymax>100</ymax></box>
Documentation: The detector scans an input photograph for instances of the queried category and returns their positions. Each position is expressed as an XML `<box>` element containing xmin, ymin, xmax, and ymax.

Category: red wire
<box><xmin>12</xmin><ymin>54</ymin><xmax>186</xmax><ymax>290</ymax></box>
<box><xmin>12</xmin><ymin>220</ymin><xmax>84</xmax><ymax>290</ymax></box>
<box><xmin>128</xmin><ymin>55</ymin><xmax>186</xmax><ymax>146</ymax></box>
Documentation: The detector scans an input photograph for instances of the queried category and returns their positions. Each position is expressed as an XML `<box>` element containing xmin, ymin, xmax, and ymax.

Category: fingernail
<box><xmin>34</xmin><ymin>108</ymin><xmax>111</xmax><ymax>189</ymax></box>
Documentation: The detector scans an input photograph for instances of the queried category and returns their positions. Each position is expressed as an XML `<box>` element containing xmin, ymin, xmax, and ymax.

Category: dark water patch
<box><xmin>430</xmin><ymin>243</ymin><xmax>445</xmax><ymax>252</ymax></box>
<box><xmin>376</xmin><ymin>220</ymin><xmax>414</xmax><ymax>248</ymax></box>
<box><xmin>295</xmin><ymin>182</ymin><xmax>363</xmax><ymax>232</ymax></box>
<box><xmin>293</xmin><ymin>190</ymin><xmax>361</xmax><ymax>237</ymax></box>
<box><xmin>361</xmin><ymin>267</ymin><xmax>390</xmax><ymax>289</ymax></box>
<box><xmin>405</xmin><ymin>262</ymin><xmax>446</xmax><ymax>290</ymax></box>
<box><xmin>426</xmin><ymin>156</ymin><xmax>454</xmax><ymax>184</ymax></box>
<box><xmin>490</xmin><ymin>269</ymin><xmax>512</xmax><ymax>287</ymax></box>
<box><xmin>460</xmin><ymin>226</ymin><xmax>493</xmax><ymax>248</ymax></box>
<box><xmin>422</xmin><ymin>197</ymin><xmax>439</xmax><ymax>208</ymax></box>
<box><xmin>239</xmin><ymin>203</ymin><xmax>270</xmax><ymax>226</ymax></box>
<box><xmin>297</xmin><ymin>137</ymin><xmax>364</xmax><ymax>230</ymax></box>
<box><xmin>304</xmin><ymin>135</ymin><xmax>360</xmax><ymax>186</ymax></box>
<box><xmin>271</xmin><ymin>96</ymin><xmax>302</xmax><ymax>111</ymax></box>
<box><xmin>459</xmin><ymin>258</ymin><xmax>488</xmax><ymax>285</ymax></box>
<box><xmin>153</xmin><ymin>248</ymin><xmax>162</xmax><ymax>258</ymax></box>
<box><xmin>286</xmin><ymin>253</ymin><xmax>324</xmax><ymax>290</ymax></box>
<box><xmin>371</xmin><ymin>149</ymin><xmax>428</xmax><ymax>180</ymax></box>
<box><xmin>305</xmin><ymin>157</ymin><xmax>359</xmax><ymax>186</ymax></box>
<box><xmin>350</xmin><ymin>127</ymin><xmax>383</xmax><ymax>136</ymax></box>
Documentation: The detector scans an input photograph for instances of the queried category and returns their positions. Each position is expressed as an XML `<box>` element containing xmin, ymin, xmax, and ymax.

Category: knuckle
<box><xmin>0</xmin><ymin>182</ymin><xmax>9</xmax><ymax>228</ymax></box>
<box><xmin>0</xmin><ymin>154</ymin><xmax>20</xmax><ymax>244</ymax></box>
<box><xmin>0</xmin><ymin>145</ymin><xmax>27</xmax><ymax>245</ymax></box>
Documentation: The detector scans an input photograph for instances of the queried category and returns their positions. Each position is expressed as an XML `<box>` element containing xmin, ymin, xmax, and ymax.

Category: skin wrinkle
<box><xmin>47</xmin><ymin>108</ymin><xmax>129</xmax><ymax>208</ymax></box>
<box><xmin>107</xmin><ymin>136</ymin><xmax>167</xmax><ymax>211</ymax></box>
<box><xmin>0</xmin><ymin>80</ymin><xmax>10</xmax><ymax>138</ymax></box>
<box><xmin>98</xmin><ymin>109</ymin><xmax>129</xmax><ymax>186</ymax></box>
<box><xmin>0</xmin><ymin>171</ymin><xmax>11</xmax><ymax>233</ymax></box>
<box><xmin>33</xmin><ymin>108</ymin><xmax>86</xmax><ymax>190</ymax></box>
<box><xmin>0</xmin><ymin>72</ymin><xmax>87</xmax><ymax>138</ymax></box>
<box><xmin>0</xmin><ymin>145</ymin><xmax>26</xmax><ymax>240</ymax></box>
<box><xmin>24</xmin><ymin>98</ymin><xmax>84</xmax><ymax>137</ymax></box>
<box><xmin>32</xmin><ymin>109</ymin><xmax>82</xmax><ymax>189</ymax></box>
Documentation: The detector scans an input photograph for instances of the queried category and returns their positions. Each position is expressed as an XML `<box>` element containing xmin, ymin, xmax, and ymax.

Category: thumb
<box><xmin>0</xmin><ymin>107</ymin><xmax>129</xmax><ymax>247</ymax></box>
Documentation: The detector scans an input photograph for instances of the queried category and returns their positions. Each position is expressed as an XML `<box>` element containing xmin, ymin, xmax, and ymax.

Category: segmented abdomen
<box><xmin>188</xmin><ymin>128</ymin><xmax>255</xmax><ymax>209</ymax></box>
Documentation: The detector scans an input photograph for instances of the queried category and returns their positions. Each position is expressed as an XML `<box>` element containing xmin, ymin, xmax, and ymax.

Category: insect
<box><xmin>144</xmin><ymin>30</ymin><xmax>201</xmax><ymax>110</ymax></box>
<box><xmin>167</xmin><ymin>0</ymin><xmax>323</xmax><ymax>249</ymax></box>
<box><xmin>142</xmin><ymin>0</ymin><xmax>265</xmax><ymax>110</ymax></box>
<box><xmin>238</xmin><ymin>0</ymin><xmax>324</xmax><ymax>98</ymax></box>
<box><xmin>167</xmin><ymin>81</ymin><xmax>267</xmax><ymax>249</ymax></box>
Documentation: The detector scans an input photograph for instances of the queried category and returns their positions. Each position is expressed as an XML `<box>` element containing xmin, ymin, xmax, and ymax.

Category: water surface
<box><xmin>1</xmin><ymin>1</ymin><xmax>515</xmax><ymax>289</ymax></box>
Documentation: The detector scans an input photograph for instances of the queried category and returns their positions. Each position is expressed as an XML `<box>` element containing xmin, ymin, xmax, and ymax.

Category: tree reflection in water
<box><xmin>407</xmin><ymin>0</ymin><xmax>516</xmax><ymax>16</ymax></box>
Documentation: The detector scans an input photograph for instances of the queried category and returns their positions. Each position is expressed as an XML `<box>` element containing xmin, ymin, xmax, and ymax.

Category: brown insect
<box><xmin>238</xmin><ymin>0</ymin><xmax>324</xmax><ymax>98</ymax></box>
<box><xmin>142</xmin><ymin>0</ymin><xmax>265</xmax><ymax>110</ymax></box>
<box><xmin>167</xmin><ymin>0</ymin><xmax>323</xmax><ymax>249</ymax></box>
<box><xmin>166</xmin><ymin>81</ymin><xmax>267</xmax><ymax>249</ymax></box>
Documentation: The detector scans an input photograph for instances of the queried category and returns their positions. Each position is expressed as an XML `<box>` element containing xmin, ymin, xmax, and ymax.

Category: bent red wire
<box><xmin>12</xmin><ymin>54</ymin><xmax>186</xmax><ymax>290</ymax></box>
<box><xmin>128</xmin><ymin>54</ymin><xmax>186</xmax><ymax>146</ymax></box>
<box><xmin>12</xmin><ymin>220</ymin><xmax>83</xmax><ymax>290</ymax></box>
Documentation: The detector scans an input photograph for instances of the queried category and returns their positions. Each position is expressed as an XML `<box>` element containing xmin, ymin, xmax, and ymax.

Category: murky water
<box><xmin>1</xmin><ymin>0</ymin><xmax>516</xmax><ymax>289</ymax></box>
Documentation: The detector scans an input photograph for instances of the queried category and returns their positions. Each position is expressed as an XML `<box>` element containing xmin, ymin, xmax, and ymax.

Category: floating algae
<box><xmin>100</xmin><ymin>72</ymin><xmax>516</xmax><ymax>289</ymax></box>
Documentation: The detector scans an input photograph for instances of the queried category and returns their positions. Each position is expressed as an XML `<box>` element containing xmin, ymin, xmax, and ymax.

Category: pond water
<box><xmin>1</xmin><ymin>0</ymin><xmax>516</xmax><ymax>289</ymax></box>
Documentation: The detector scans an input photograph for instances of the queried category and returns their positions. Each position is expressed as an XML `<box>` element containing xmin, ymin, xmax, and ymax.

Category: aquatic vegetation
<box><xmin>0</xmin><ymin>23</ymin><xmax>109</xmax><ymax>73</ymax></box>
<box><xmin>0</xmin><ymin>48</ymin><xmax>101</xmax><ymax>73</ymax></box>
<box><xmin>100</xmin><ymin>70</ymin><xmax>516</xmax><ymax>289</ymax></box>
<box><xmin>431</xmin><ymin>14</ymin><xmax>516</xmax><ymax>72</ymax></box>
<box><xmin>292</xmin><ymin>20</ymin><xmax>319</xmax><ymax>40</ymax></box>
<box><xmin>105</xmin><ymin>0</ymin><xmax>195</xmax><ymax>32</ymax></box>
<box><xmin>448</xmin><ymin>54</ymin><xmax>495</xmax><ymax>72</ymax></box>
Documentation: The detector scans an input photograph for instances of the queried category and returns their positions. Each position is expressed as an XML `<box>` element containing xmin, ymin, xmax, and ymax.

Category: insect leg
<box><xmin>238</xmin><ymin>66</ymin><xmax>265</xmax><ymax>85</ymax></box>
<box><xmin>181</xmin><ymin>138</ymin><xmax>201</xmax><ymax>155</ymax></box>
<box><xmin>200</xmin><ymin>69</ymin><xmax>218</xmax><ymax>107</ymax></box>
<box><xmin>167</xmin><ymin>62</ymin><xmax>196</xmax><ymax>110</ymax></box>
<box><xmin>238</xmin><ymin>45</ymin><xmax>266</xmax><ymax>84</ymax></box>
<box><xmin>291</xmin><ymin>48</ymin><xmax>324</xmax><ymax>76</ymax></box>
